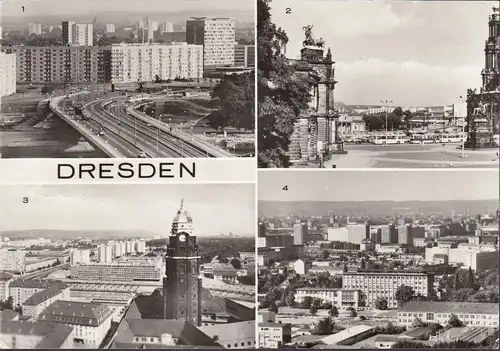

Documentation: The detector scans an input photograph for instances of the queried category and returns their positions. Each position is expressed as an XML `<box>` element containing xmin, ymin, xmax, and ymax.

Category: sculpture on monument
<box><xmin>302</xmin><ymin>25</ymin><xmax>315</xmax><ymax>47</ymax></box>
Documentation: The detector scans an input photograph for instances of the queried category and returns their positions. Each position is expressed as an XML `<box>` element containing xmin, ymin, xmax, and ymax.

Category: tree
<box><xmin>346</xmin><ymin>306</ymin><xmax>357</xmax><ymax>317</ymax></box>
<box><xmin>312</xmin><ymin>317</ymin><xmax>334</xmax><ymax>335</ymax></box>
<box><xmin>0</xmin><ymin>296</ymin><xmax>13</xmax><ymax>310</ymax></box>
<box><xmin>328</xmin><ymin>305</ymin><xmax>339</xmax><ymax>318</ymax></box>
<box><xmin>285</xmin><ymin>290</ymin><xmax>296</xmax><ymax>307</ymax></box>
<box><xmin>360</xmin><ymin>259</ymin><xmax>366</xmax><ymax>270</ymax></box>
<box><xmin>395</xmin><ymin>285</ymin><xmax>415</xmax><ymax>307</ymax></box>
<box><xmin>375</xmin><ymin>297</ymin><xmax>388</xmax><ymax>310</ymax></box>
<box><xmin>411</xmin><ymin>317</ymin><xmax>427</xmax><ymax>328</ymax></box>
<box><xmin>301</xmin><ymin>296</ymin><xmax>313</xmax><ymax>309</ymax></box>
<box><xmin>322</xmin><ymin>250</ymin><xmax>329</xmax><ymax>260</ymax></box>
<box><xmin>268</xmin><ymin>301</ymin><xmax>278</xmax><ymax>313</ymax></box>
<box><xmin>312</xmin><ymin>298</ymin><xmax>322</xmax><ymax>309</ymax></box>
<box><xmin>230</xmin><ymin>258</ymin><xmax>241</xmax><ymax>270</ymax></box>
<box><xmin>426</xmin><ymin>242</ymin><xmax>433</xmax><ymax>248</ymax></box>
<box><xmin>209</xmin><ymin>72</ymin><xmax>255</xmax><ymax>131</ymax></box>
<box><xmin>466</xmin><ymin>267</ymin><xmax>475</xmax><ymax>289</ymax></box>
<box><xmin>257</xmin><ymin>0</ymin><xmax>311</xmax><ymax>167</ymax></box>
<box><xmin>343</xmin><ymin>264</ymin><xmax>348</xmax><ymax>273</ymax></box>
<box><xmin>309</xmin><ymin>304</ymin><xmax>318</xmax><ymax>316</ymax></box>
<box><xmin>448</xmin><ymin>313</ymin><xmax>463</xmax><ymax>328</ymax></box>
<box><xmin>453</xmin><ymin>271</ymin><xmax>461</xmax><ymax>290</ymax></box>
<box><xmin>391</xmin><ymin>340</ymin><xmax>426</xmax><ymax>348</ymax></box>
<box><xmin>154</xmin><ymin>74</ymin><xmax>161</xmax><ymax>83</ymax></box>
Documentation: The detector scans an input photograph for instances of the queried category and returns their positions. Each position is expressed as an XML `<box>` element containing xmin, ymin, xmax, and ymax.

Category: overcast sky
<box><xmin>1</xmin><ymin>0</ymin><xmax>253</xmax><ymax>19</ymax></box>
<box><xmin>259</xmin><ymin>170</ymin><xmax>499</xmax><ymax>202</ymax></box>
<box><xmin>0</xmin><ymin>184</ymin><xmax>255</xmax><ymax>236</ymax></box>
<box><xmin>270</xmin><ymin>0</ymin><xmax>494</xmax><ymax>106</ymax></box>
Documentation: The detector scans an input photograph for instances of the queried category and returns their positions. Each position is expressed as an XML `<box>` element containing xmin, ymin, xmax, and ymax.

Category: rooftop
<box><xmin>23</xmin><ymin>286</ymin><xmax>64</xmax><ymax>306</ymax></box>
<box><xmin>38</xmin><ymin>300</ymin><xmax>112</xmax><ymax>327</ymax></box>
<box><xmin>320</xmin><ymin>325</ymin><xmax>373</xmax><ymax>345</ymax></box>
<box><xmin>199</xmin><ymin>320</ymin><xmax>255</xmax><ymax>344</ymax></box>
<box><xmin>10</xmin><ymin>279</ymin><xmax>66</xmax><ymax>289</ymax></box>
<box><xmin>259</xmin><ymin>323</ymin><xmax>290</xmax><ymax>328</ymax></box>
<box><xmin>0</xmin><ymin>272</ymin><xmax>13</xmax><ymax>281</ymax></box>
<box><xmin>399</xmin><ymin>301</ymin><xmax>499</xmax><ymax>314</ymax></box>
<box><xmin>0</xmin><ymin>309</ymin><xmax>19</xmax><ymax>321</ymax></box>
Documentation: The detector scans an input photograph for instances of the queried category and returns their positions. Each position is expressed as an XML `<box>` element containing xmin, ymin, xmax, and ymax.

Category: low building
<box><xmin>38</xmin><ymin>300</ymin><xmax>112</xmax><ymax>348</ymax></box>
<box><xmin>199</xmin><ymin>320</ymin><xmax>256</xmax><ymax>349</ymax></box>
<box><xmin>257</xmin><ymin>310</ymin><xmax>276</xmax><ymax>323</ymax></box>
<box><xmin>292</xmin><ymin>259</ymin><xmax>312</xmax><ymax>275</ymax></box>
<box><xmin>425</xmin><ymin>244</ymin><xmax>498</xmax><ymax>271</ymax></box>
<box><xmin>258</xmin><ymin>322</ymin><xmax>292</xmax><ymax>348</ymax></box>
<box><xmin>397</xmin><ymin>301</ymin><xmax>499</xmax><ymax>328</ymax></box>
<box><xmin>0</xmin><ymin>321</ymin><xmax>73</xmax><ymax>348</ymax></box>
<box><xmin>295</xmin><ymin>288</ymin><xmax>361</xmax><ymax>308</ymax></box>
<box><xmin>9</xmin><ymin>279</ymin><xmax>66</xmax><ymax>308</ymax></box>
<box><xmin>375</xmin><ymin>244</ymin><xmax>401</xmax><ymax>254</ymax></box>
<box><xmin>22</xmin><ymin>286</ymin><xmax>70</xmax><ymax>320</ymax></box>
<box><xmin>374</xmin><ymin>335</ymin><xmax>400</xmax><ymax>349</ymax></box>
<box><xmin>320</xmin><ymin>324</ymin><xmax>374</xmax><ymax>346</ymax></box>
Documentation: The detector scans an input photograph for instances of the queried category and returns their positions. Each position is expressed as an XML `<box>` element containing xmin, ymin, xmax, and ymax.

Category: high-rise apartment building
<box><xmin>347</xmin><ymin>224</ymin><xmax>369</xmax><ymax>244</ymax></box>
<box><xmin>106</xmin><ymin>24</ymin><xmax>116</xmax><ymax>33</ymax></box>
<box><xmin>0</xmin><ymin>52</ymin><xmax>17</xmax><ymax>97</ymax></box>
<box><xmin>97</xmin><ymin>245</ymin><xmax>113</xmax><ymax>263</ymax></box>
<box><xmin>110</xmin><ymin>43</ymin><xmax>203</xmax><ymax>83</ymax></box>
<box><xmin>342</xmin><ymin>271</ymin><xmax>434</xmax><ymax>309</ymax></box>
<box><xmin>160</xmin><ymin>21</ymin><xmax>174</xmax><ymax>33</ymax></box>
<box><xmin>62</xmin><ymin>21</ymin><xmax>75</xmax><ymax>45</ymax></box>
<box><xmin>293</xmin><ymin>223</ymin><xmax>308</xmax><ymax>245</ymax></box>
<box><xmin>69</xmin><ymin>248</ymin><xmax>90</xmax><ymax>265</ymax></box>
<box><xmin>398</xmin><ymin>224</ymin><xmax>413</xmax><ymax>246</ymax></box>
<box><xmin>2</xmin><ymin>46</ymin><xmax>111</xmax><ymax>84</ymax></box>
<box><xmin>27</xmin><ymin>23</ymin><xmax>42</xmax><ymax>36</ymax></box>
<box><xmin>186</xmin><ymin>17</ymin><xmax>235</xmax><ymax>69</ymax></box>
<box><xmin>380</xmin><ymin>224</ymin><xmax>397</xmax><ymax>244</ymax></box>
<box><xmin>164</xmin><ymin>201</ymin><xmax>202</xmax><ymax>326</ymax></box>
<box><xmin>234</xmin><ymin>44</ymin><xmax>255</xmax><ymax>68</ymax></box>
<box><xmin>61</xmin><ymin>21</ymin><xmax>93</xmax><ymax>46</ymax></box>
<box><xmin>0</xmin><ymin>249</ymin><xmax>26</xmax><ymax>273</ymax></box>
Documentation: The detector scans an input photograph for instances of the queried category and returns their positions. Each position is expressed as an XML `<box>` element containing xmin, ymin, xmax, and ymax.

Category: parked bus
<box><xmin>371</xmin><ymin>134</ymin><xmax>408</xmax><ymax>145</ymax></box>
<box><xmin>409</xmin><ymin>133</ymin><xmax>439</xmax><ymax>144</ymax></box>
<box><xmin>439</xmin><ymin>133</ymin><xmax>465</xmax><ymax>143</ymax></box>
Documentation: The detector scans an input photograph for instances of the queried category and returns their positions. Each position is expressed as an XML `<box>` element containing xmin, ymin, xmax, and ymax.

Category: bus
<box><xmin>126</xmin><ymin>94</ymin><xmax>151</xmax><ymax>103</ymax></box>
<box><xmin>409</xmin><ymin>133</ymin><xmax>439</xmax><ymax>144</ymax></box>
<box><xmin>439</xmin><ymin>133</ymin><xmax>465</xmax><ymax>143</ymax></box>
<box><xmin>371</xmin><ymin>134</ymin><xmax>408</xmax><ymax>145</ymax></box>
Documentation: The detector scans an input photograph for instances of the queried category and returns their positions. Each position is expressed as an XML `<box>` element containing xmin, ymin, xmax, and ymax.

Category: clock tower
<box><xmin>163</xmin><ymin>200</ymin><xmax>202</xmax><ymax>326</ymax></box>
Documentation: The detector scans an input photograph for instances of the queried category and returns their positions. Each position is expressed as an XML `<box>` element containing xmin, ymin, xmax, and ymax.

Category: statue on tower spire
<box><xmin>180</xmin><ymin>199</ymin><xmax>184</xmax><ymax>210</ymax></box>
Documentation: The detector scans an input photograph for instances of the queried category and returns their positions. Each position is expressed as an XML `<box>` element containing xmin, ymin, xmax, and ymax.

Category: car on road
<box><xmin>137</xmin><ymin>151</ymin><xmax>148</xmax><ymax>158</ymax></box>
<box><xmin>97</xmin><ymin>131</ymin><xmax>105</xmax><ymax>136</ymax></box>
<box><xmin>146</xmin><ymin>123</ymin><xmax>153</xmax><ymax>127</ymax></box>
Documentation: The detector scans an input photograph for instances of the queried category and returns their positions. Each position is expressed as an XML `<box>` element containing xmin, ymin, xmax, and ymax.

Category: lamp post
<box><xmin>458</xmin><ymin>96</ymin><xmax>466</xmax><ymax>158</ymax></box>
<box><xmin>381</xmin><ymin>100</ymin><xmax>393</xmax><ymax>146</ymax></box>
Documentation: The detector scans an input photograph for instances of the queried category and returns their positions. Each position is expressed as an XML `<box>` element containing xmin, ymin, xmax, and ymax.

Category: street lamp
<box><xmin>381</xmin><ymin>100</ymin><xmax>393</xmax><ymax>136</ymax></box>
<box><xmin>458</xmin><ymin>96</ymin><xmax>466</xmax><ymax>158</ymax></box>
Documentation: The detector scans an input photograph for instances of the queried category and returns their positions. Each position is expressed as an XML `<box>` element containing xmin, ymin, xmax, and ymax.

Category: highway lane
<box><xmin>106</xmin><ymin>103</ymin><xmax>208</xmax><ymax>157</ymax></box>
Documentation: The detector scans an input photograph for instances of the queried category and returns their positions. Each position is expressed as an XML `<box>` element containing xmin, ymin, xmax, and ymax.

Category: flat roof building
<box><xmin>0</xmin><ymin>52</ymin><xmax>16</xmax><ymax>97</ymax></box>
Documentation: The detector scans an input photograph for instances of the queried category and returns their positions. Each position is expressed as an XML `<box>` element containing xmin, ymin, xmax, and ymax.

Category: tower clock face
<box><xmin>179</xmin><ymin>234</ymin><xmax>186</xmax><ymax>242</ymax></box>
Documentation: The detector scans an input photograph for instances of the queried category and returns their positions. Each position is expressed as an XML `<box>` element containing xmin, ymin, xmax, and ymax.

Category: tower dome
<box><xmin>171</xmin><ymin>199</ymin><xmax>193</xmax><ymax>235</ymax></box>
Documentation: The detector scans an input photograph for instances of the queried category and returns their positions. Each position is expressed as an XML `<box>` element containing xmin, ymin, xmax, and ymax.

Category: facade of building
<box><xmin>73</xmin><ymin>23</ymin><xmax>94</xmax><ymax>46</ymax></box>
<box><xmin>2</xmin><ymin>46</ymin><xmax>111</xmax><ymax>84</ymax></box>
<box><xmin>199</xmin><ymin>321</ymin><xmax>256</xmax><ymax>349</ymax></box>
<box><xmin>292</xmin><ymin>259</ymin><xmax>312</xmax><ymax>275</ymax></box>
<box><xmin>71</xmin><ymin>260</ymin><xmax>163</xmax><ymax>282</ymax></box>
<box><xmin>398</xmin><ymin>224</ymin><xmax>413</xmax><ymax>246</ymax></box>
<box><xmin>97</xmin><ymin>245</ymin><xmax>113</xmax><ymax>263</ymax></box>
<box><xmin>9</xmin><ymin>279</ymin><xmax>66</xmax><ymax>310</ymax></box>
<box><xmin>62</xmin><ymin>21</ymin><xmax>75</xmax><ymax>45</ymax></box>
<box><xmin>424</xmin><ymin>244</ymin><xmax>498</xmax><ymax>271</ymax></box>
<box><xmin>22</xmin><ymin>286</ymin><xmax>70</xmax><ymax>320</ymax></box>
<box><xmin>160</xmin><ymin>21</ymin><xmax>174</xmax><ymax>33</ymax></box>
<box><xmin>27</xmin><ymin>23</ymin><xmax>42</xmax><ymax>36</ymax></box>
<box><xmin>398</xmin><ymin>301</ymin><xmax>499</xmax><ymax>328</ymax></box>
<box><xmin>293</xmin><ymin>223</ymin><xmax>308</xmax><ymax>245</ymax></box>
<box><xmin>163</xmin><ymin>201</ymin><xmax>202</xmax><ymax>326</ymax></box>
<box><xmin>258</xmin><ymin>323</ymin><xmax>292</xmax><ymax>348</ymax></box>
<box><xmin>347</xmin><ymin>224</ymin><xmax>369</xmax><ymax>245</ymax></box>
<box><xmin>38</xmin><ymin>300</ymin><xmax>112</xmax><ymax>348</ymax></box>
<box><xmin>342</xmin><ymin>271</ymin><xmax>434</xmax><ymax>309</ymax></box>
<box><xmin>234</xmin><ymin>44</ymin><xmax>255</xmax><ymax>68</ymax></box>
<box><xmin>295</xmin><ymin>288</ymin><xmax>362</xmax><ymax>308</ymax></box>
<box><xmin>106</xmin><ymin>24</ymin><xmax>116</xmax><ymax>33</ymax></box>
<box><xmin>0</xmin><ymin>249</ymin><xmax>26</xmax><ymax>273</ymax></box>
<box><xmin>186</xmin><ymin>17</ymin><xmax>235</xmax><ymax>69</ymax></box>
<box><xmin>70</xmin><ymin>249</ymin><xmax>90</xmax><ymax>265</ymax></box>
<box><xmin>380</xmin><ymin>224</ymin><xmax>397</xmax><ymax>244</ymax></box>
<box><xmin>0</xmin><ymin>52</ymin><xmax>17</xmax><ymax>97</ymax></box>
<box><xmin>110</xmin><ymin>43</ymin><xmax>203</xmax><ymax>83</ymax></box>
<box><xmin>327</xmin><ymin>227</ymin><xmax>349</xmax><ymax>242</ymax></box>
<box><xmin>0</xmin><ymin>272</ymin><xmax>13</xmax><ymax>301</ymax></box>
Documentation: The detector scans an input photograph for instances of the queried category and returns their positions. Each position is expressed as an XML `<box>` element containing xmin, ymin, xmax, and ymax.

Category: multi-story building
<box><xmin>199</xmin><ymin>321</ymin><xmax>256</xmax><ymax>349</ymax></box>
<box><xmin>125</xmin><ymin>241</ymin><xmax>135</xmax><ymax>254</ymax></box>
<box><xmin>380</xmin><ymin>224</ymin><xmax>397</xmax><ymax>244</ymax></box>
<box><xmin>398</xmin><ymin>224</ymin><xmax>413</xmax><ymax>246</ymax></box>
<box><xmin>425</xmin><ymin>243</ymin><xmax>498</xmax><ymax>271</ymax></box>
<box><xmin>22</xmin><ymin>286</ymin><xmax>70</xmax><ymax>320</ymax></box>
<box><xmin>62</xmin><ymin>21</ymin><xmax>75</xmax><ymax>45</ymax></box>
<box><xmin>160</xmin><ymin>21</ymin><xmax>174</xmax><ymax>33</ymax></box>
<box><xmin>258</xmin><ymin>323</ymin><xmax>292</xmax><ymax>348</ymax></box>
<box><xmin>292</xmin><ymin>259</ymin><xmax>312</xmax><ymax>275</ymax></box>
<box><xmin>70</xmin><ymin>260</ymin><xmax>163</xmax><ymax>282</ymax></box>
<box><xmin>0</xmin><ymin>321</ymin><xmax>74</xmax><ymax>349</ymax></box>
<box><xmin>347</xmin><ymin>224</ymin><xmax>369</xmax><ymax>245</ymax></box>
<box><xmin>234</xmin><ymin>44</ymin><xmax>255</xmax><ymax>68</ymax></box>
<box><xmin>295</xmin><ymin>288</ymin><xmax>362</xmax><ymax>308</ymax></box>
<box><xmin>110</xmin><ymin>43</ymin><xmax>203</xmax><ymax>83</ymax></box>
<box><xmin>327</xmin><ymin>227</ymin><xmax>349</xmax><ymax>242</ymax></box>
<box><xmin>135</xmin><ymin>241</ymin><xmax>146</xmax><ymax>253</ymax></box>
<box><xmin>72</xmin><ymin>23</ymin><xmax>93</xmax><ymax>46</ymax></box>
<box><xmin>70</xmin><ymin>248</ymin><xmax>91</xmax><ymax>265</ymax></box>
<box><xmin>2</xmin><ymin>46</ymin><xmax>111</xmax><ymax>84</ymax></box>
<box><xmin>106</xmin><ymin>24</ymin><xmax>116</xmax><ymax>33</ymax></box>
<box><xmin>186</xmin><ymin>17</ymin><xmax>235</xmax><ymax>69</ymax></box>
<box><xmin>27</xmin><ymin>23</ymin><xmax>42</xmax><ymax>36</ymax></box>
<box><xmin>293</xmin><ymin>223</ymin><xmax>308</xmax><ymax>245</ymax></box>
<box><xmin>398</xmin><ymin>301</ymin><xmax>499</xmax><ymax>328</ymax></box>
<box><xmin>0</xmin><ymin>249</ymin><xmax>25</xmax><ymax>273</ymax></box>
<box><xmin>9</xmin><ymin>279</ymin><xmax>66</xmax><ymax>308</ymax></box>
<box><xmin>38</xmin><ymin>300</ymin><xmax>112</xmax><ymax>348</ymax></box>
<box><xmin>342</xmin><ymin>271</ymin><xmax>434</xmax><ymax>309</ymax></box>
<box><xmin>0</xmin><ymin>272</ymin><xmax>13</xmax><ymax>301</ymax></box>
<box><xmin>97</xmin><ymin>245</ymin><xmax>113</xmax><ymax>263</ymax></box>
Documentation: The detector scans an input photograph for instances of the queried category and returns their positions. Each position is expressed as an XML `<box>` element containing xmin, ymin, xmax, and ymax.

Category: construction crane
<box><xmin>92</xmin><ymin>17</ymin><xmax>97</xmax><ymax>26</ymax></box>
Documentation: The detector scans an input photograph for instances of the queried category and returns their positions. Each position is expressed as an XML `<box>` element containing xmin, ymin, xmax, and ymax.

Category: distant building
<box><xmin>61</xmin><ymin>21</ymin><xmax>75</xmax><ymax>45</ymax></box>
<box><xmin>293</xmin><ymin>223</ymin><xmax>308</xmax><ymax>245</ymax></box>
<box><xmin>398</xmin><ymin>224</ymin><xmax>413</xmax><ymax>246</ymax></box>
<box><xmin>97</xmin><ymin>245</ymin><xmax>113</xmax><ymax>263</ymax></box>
<box><xmin>425</xmin><ymin>243</ymin><xmax>498</xmax><ymax>271</ymax></box>
<box><xmin>295</xmin><ymin>288</ymin><xmax>362</xmax><ymax>308</ymax></box>
<box><xmin>0</xmin><ymin>52</ymin><xmax>16</xmax><ymax>97</ymax></box>
<box><xmin>160</xmin><ymin>21</ymin><xmax>174</xmax><ymax>33</ymax></box>
<box><xmin>327</xmin><ymin>227</ymin><xmax>349</xmax><ymax>242</ymax></box>
<box><xmin>234</xmin><ymin>44</ymin><xmax>255</xmax><ymax>68</ymax></box>
<box><xmin>186</xmin><ymin>17</ymin><xmax>235</xmax><ymax>70</ymax></box>
<box><xmin>397</xmin><ymin>301</ymin><xmax>499</xmax><ymax>328</ymax></box>
<box><xmin>27</xmin><ymin>23</ymin><xmax>42</xmax><ymax>36</ymax></box>
<box><xmin>347</xmin><ymin>224</ymin><xmax>369</xmax><ymax>245</ymax></box>
<box><xmin>0</xmin><ymin>249</ymin><xmax>25</xmax><ymax>273</ymax></box>
<box><xmin>70</xmin><ymin>248</ymin><xmax>90</xmax><ymax>265</ymax></box>
<box><xmin>342</xmin><ymin>271</ymin><xmax>434</xmax><ymax>309</ymax></box>
<box><xmin>258</xmin><ymin>323</ymin><xmax>292</xmax><ymax>348</ymax></box>
<box><xmin>38</xmin><ymin>300</ymin><xmax>112</xmax><ymax>348</ymax></box>
<box><xmin>105</xmin><ymin>24</ymin><xmax>116</xmax><ymax>33</ymax></box>
<box><xmin>71</xmin><ymin>260</ymin><xmax>163</xmax><ymax>282</ymax></box>
<box><xmin>72</xmin><ymin>23</ymin><xmax>93</xmax><ymax>46</ymax></box>
<box><xmin>292</xmin><ymin>259</ymin><xmax>311</xmax><ymax>275</ymax></box>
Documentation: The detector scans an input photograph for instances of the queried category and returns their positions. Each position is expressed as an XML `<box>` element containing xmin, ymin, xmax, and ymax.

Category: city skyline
<box><xmin>258</xmin><ymin>170</ymin><xmax>499</xmax><ymax>202</ymax></box>
<box><xmin>269</xmin><ymin>0</ymin><xmax>492</xmax><ymax>106</ymax></box>
<box><xmin>1</xmin><ymin>0</ymin><xmax>254</xmax><ymax>19</ymax></box>
<box><xmin>0</xmin><ymin>184</ymin><xmax>255</xmax><ymax>236</ymax></box>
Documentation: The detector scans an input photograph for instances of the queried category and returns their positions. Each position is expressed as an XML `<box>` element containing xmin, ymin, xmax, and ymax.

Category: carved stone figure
<box><xmin>303</xmin><ymin>25</ymin><xmax>315</xmax><ymax>47</ymax></box>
